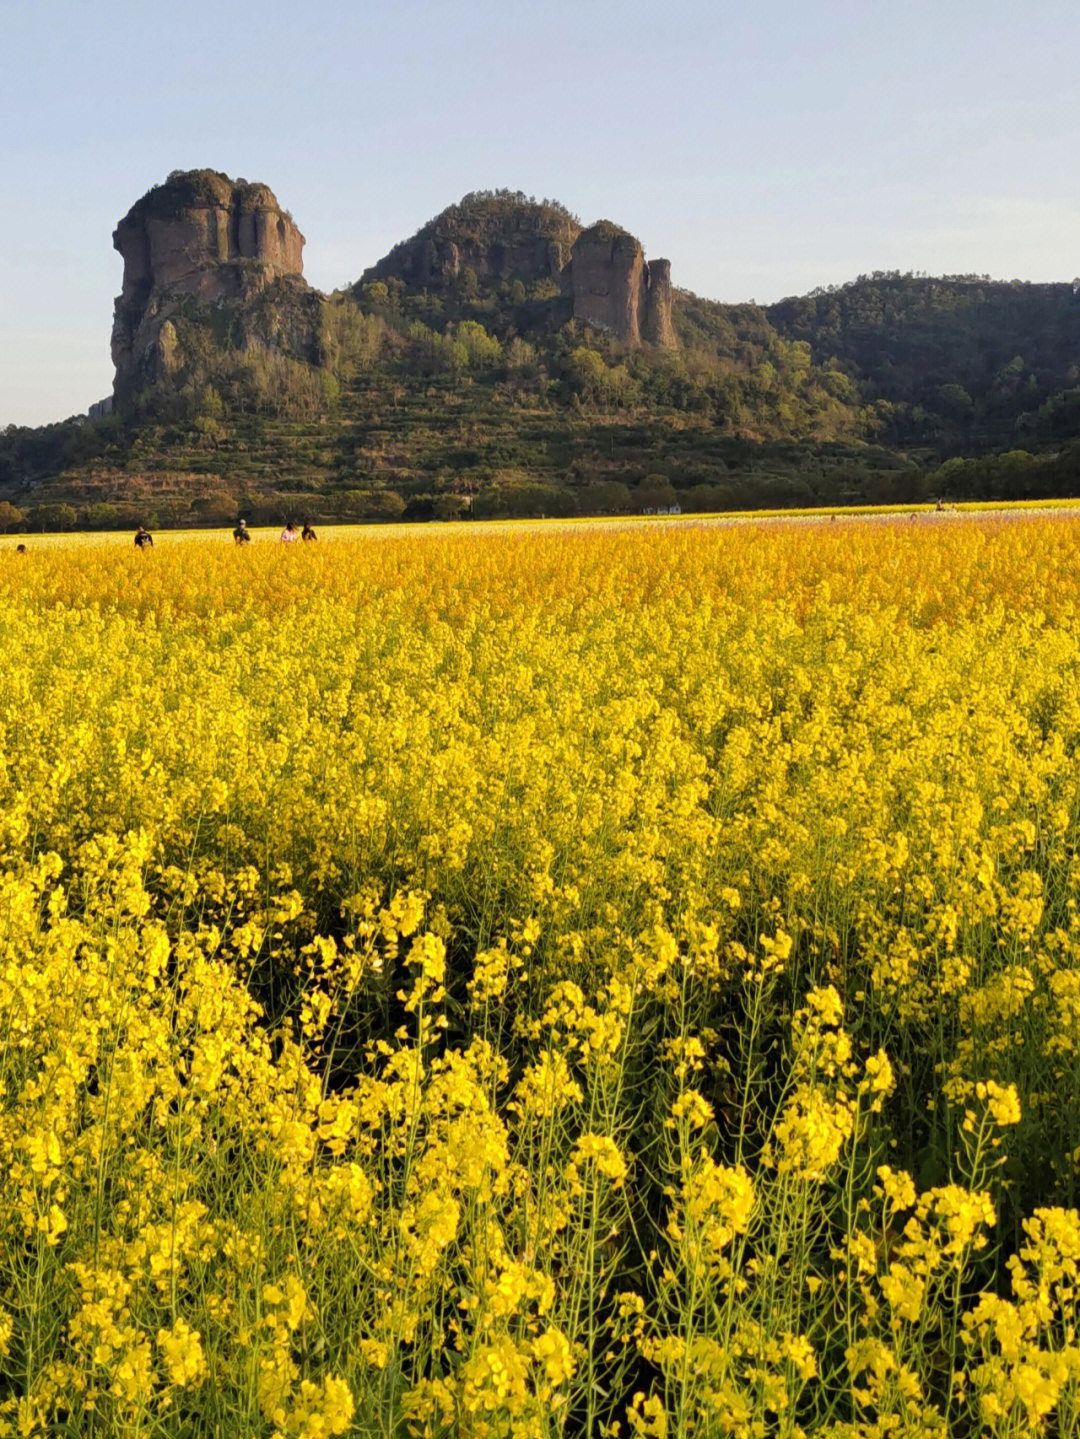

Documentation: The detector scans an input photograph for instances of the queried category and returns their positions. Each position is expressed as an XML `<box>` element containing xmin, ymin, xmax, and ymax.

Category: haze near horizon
<box><xmin>2</xmin><ymin>0</ymin><xmax>1078</xmax><ymax>427</ymax></box>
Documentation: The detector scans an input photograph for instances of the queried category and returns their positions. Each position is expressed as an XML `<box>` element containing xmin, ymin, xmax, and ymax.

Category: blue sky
<box><xmin>2</xmin><ymin>0</ymin><xmax>1078</xmax><ymax>426</ymax></box>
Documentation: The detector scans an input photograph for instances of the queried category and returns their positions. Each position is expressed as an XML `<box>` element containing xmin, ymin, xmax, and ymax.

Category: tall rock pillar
<box><xmin>570</xmin><ymin>223</ymin><xmax>676</xmax><ymax>348</ymax></box>
<box><xmin>643</xmin><ymin>259</ymin><xmax>676</xmax><ymax>348</ymax></box>
<box><xmin>570</xmin><ymin>224</ymin><xmax>647</xmax><ymax>342</ymax></box>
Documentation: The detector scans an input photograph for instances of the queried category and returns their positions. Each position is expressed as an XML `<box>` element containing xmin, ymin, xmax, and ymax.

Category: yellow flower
<box><xmin>876</xmin><ymin>1166</ymin><xmax>916</xmax><ymax>1211</ymax></box>
<box><xmin>157</xmin><ymin>1317</ymin><xmax>207</xmax><ymax>1388</ymax></box>
<box><xmin>879</xmin><ymin>1262</ymin><xmax>925</xmax><ymax>1324</ymax></box>
<box><xmin>668</xmin><ymin>1090</ymin><xmax>714</xmax><ymax>1130</ymax></box>
<box><xmin>976</xmin><ymin>1079</ymin><xmax>1022</xmax><ymax>1127</ymax></box>
<box><xmin>570</xmin><ymin>1133</ymin><xmax>628</xmax><ymax>1187</ymax></box>
<box><xmin>460</xmin><ymin>1338</ymin><xmax>530</xmax><ymax>1418</ymax></box>
<box><xmin>532</xmin><ymin>1326</ymin><xmax>576</xmax><ymax>1390</ymax></box>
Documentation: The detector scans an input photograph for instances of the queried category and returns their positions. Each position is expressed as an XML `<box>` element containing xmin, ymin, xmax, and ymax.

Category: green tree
<box><xmin>362</xmin><ymin>281</ymin><xmax>389</xmax><ymax>307</ymax></box>
<box><xmin>0</xmin><ymin>500</ymin><xmax>27</xmax><ymax>532</ymax></box>
<box><xmin>191</xmin><ymin>490</ymin><xmax>240</xmax><ymax>525</ymax></box>
<box><xmin>579</xmin><ymin>481</ymin><xmax>632</xmax><ymax>514</ymax></box>
<box><xmin>454</xmin><ymin>321</ymin><xmax>503</xmax><ymax>369</ymax></box>
<box><xmin>432</xmin><ymin>494</ymin><xmax>470</xmax><ymax>520</ymax></box>
<box><xmin>638</xmin><ymin>475</ymin><xmax>678</xmax><ymax>511</ymax></box>
<box><xmin>564</xmin><ymin>347</ymin><xmax>608</xmax><ymax>400</ymax></box>
<box><xmin>505</xmin><ymin>337</ymin><xmax>537</xmax><ymax>374</ymax></box>
<box><xmin>81</xmin><ymin>503</ymin><xmax>119</xmax><ymax>531</ymax></box>
<box><xmin>939</xmin><ymin>384</ymin><xmax>975</xmax><ymax>421</ymax></box>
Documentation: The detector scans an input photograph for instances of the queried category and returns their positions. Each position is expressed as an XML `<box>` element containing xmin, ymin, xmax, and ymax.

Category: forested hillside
<box><xmin>767</xmin><ymin>272</ymin><xmax>1080</xmax><ymax>451</ymax></box>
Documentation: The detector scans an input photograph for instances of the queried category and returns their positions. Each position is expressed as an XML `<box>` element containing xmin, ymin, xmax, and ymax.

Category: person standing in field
<box><xmin>280</xmin><ymin>520</ymin><xmax>298</xmax><ymax>544</ymax></box>
<box><xmin>301</xmin><ymin>521</ymin><xmax>317</xmax><ymax>542</ymax></box>
<box><xmin>134</xmin><ymin>525</ymin><xmax>154</xmax><ymax>550</ymax></box>
<box><xmin>233</xmin><ymin>519</ymin><xmax>251</xmax><ymax>545</ymax></box>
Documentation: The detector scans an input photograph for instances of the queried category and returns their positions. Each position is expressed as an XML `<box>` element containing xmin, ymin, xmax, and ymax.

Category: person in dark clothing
<box><xmin>301</xmin><ymin>522</ymin><xmax>317</xmax><ymax>542</ymax></box>
<box><xmin>233</xmin><ymin>519</ymin><xmax>251</xmax><ymax>545</ymax></box>
<box><xmin>134</xmin><ymin>526</ymin><xmax>154</xmax><ymax>550</ymax></box>
<box><xmin>15</xmin><ymin>544</ymin><xmax>26</xmax><ymax>554</ymax></box>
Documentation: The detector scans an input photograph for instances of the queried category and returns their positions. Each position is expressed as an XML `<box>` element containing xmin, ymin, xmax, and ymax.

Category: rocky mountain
<box><xmin>360</xmin><ymin>191</ymin><xmax>676</xmax><ymax>348</ymax></box>
<box><xmin>2</xmin><ymin>171</ymin><xmax>1080</xmax><ymax>529</ymax></box>
<box><xmin>111</xmin><ymin>170</ymin><xmax>323</xmax><ymax>402</ymax></box>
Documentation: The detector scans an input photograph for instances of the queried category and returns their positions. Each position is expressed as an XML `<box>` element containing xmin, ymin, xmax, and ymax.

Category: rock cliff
<box><xmin>570</xmin><ymin>223</ymin><xmax>646</xmax><ymax>340</ymax></box>
<box><xmin>108</xmin><ymin>178</ymin><xmax>678</xmax><ymax>410</ymax></box>
<box><xmin>112</xmin><ymin>170</ymin><xmax>308</xmax><ymax>396</ymax></box>
<box><xmin>569</xmin><ymin>223</ymin><xmax>675</xmax><ymax>347</ymax></box>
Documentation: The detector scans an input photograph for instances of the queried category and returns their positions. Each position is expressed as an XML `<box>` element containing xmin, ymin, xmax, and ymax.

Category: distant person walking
<box><xmin>233</xmin><ymin>519</ymin><xmax>251</xmax><ymax>545</ymax></box>
<box><xmin>301</xmin><ymin>522</ymin><xmax>317</xmax><ymax>542</ymax></box>
<box><xmin>280</xmin><ymin>521</ymin><xmax>299</xmax><ymax>544</ymax></box>
<box><xmin>134</xmin><ymin>526</ymin><xmax>154</xmax><ymax>550</ymax></box>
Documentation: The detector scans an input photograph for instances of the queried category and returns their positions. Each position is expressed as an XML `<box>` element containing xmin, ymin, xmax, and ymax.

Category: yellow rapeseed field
<box><xmin>3</xmin><ymin>514</ymin><xmax>1080</xmax><ymax>1437</ymax></box>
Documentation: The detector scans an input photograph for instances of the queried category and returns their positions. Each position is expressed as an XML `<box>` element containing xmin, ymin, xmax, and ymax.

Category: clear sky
<box><xmin>2</xmin><ymin>0</ymin><xmax>1078</xmax><ymax>427</ymax></box>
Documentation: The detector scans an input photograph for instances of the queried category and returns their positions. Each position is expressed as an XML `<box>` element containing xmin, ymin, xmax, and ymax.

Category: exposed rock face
<box><xmin>110</xmin><ymin>179</ymin><xmax>677</xmax><ymax>404</ymax></box>
<box><xmin>642</xmin><ymin>259</ymin><xmax>676</xmax><ymax>348</ymax></box>
<box><xmin>570</xmin><ymin>224</ymin><xmax>646</xmax><ymax>340</ymax></box>
<box><xmin>569</xmin><ymin>223</ymin><xmax>675</xmax><ymax>347</ymax></box>
<box><xmin>112</xmin><ymin>170</ymin><xmax>306</xmax><ymax>395</ymax></box>
<box><xmin>403</xmin><ymin>231</ymin><xmax>570</xmax><ymax>289</ymax></box>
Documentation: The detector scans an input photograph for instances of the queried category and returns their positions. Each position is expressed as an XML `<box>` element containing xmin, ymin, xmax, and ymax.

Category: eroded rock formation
<box><xmin>570</xmin><ymin>224</ymin><xmax>645</xmax><ymax>339</ymax></box>
<box><xmin>642</xmin><ymin>259</ymin><xmax>676</xmax><ymax>348</ymax></box>
<box><xmin>569</xmin><ymin>224</ymin><xmax>675</xmax><ymax>347</ymax></box>
<box><xmin>112</xmin><ymin>170</ymin><xmax>307</xmax><ymax>395</ymax></box>
<box><xmin>108</xmin><ymin>177</ymin><xmax>677</xmax><ymax>408</ymax></box>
